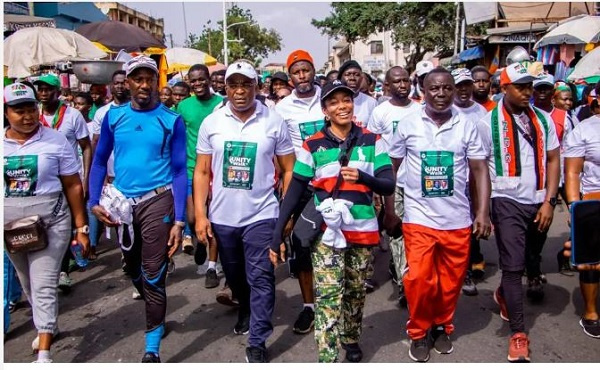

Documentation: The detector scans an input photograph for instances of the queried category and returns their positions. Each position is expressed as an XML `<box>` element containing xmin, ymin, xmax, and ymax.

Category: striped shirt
<box><xmin>293</xmin><ymin>123</ymin><xmax>392</xmax><ymax>246</ymax></box>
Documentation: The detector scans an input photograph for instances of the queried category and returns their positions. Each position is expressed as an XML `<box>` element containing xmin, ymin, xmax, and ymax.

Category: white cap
<box><xmin>225</xmin><ymin>61</ymin><xmax>258</xmax><ymax>81</ymax></box>
<box><xmin>4</xmin><ymin>83</ymin><xmax>37</xmax><ymax>106</ymax></box>
<box><xmin>416</xmin><ymin>60</ymin><xmax>434</xmax><ymax>77</ymax></box>
<box><xmin>533</xmin><ymin>73</ymin><xmax>555</xmax><ymax>88</ymax></box>
<box><xmin>125</xmin><ymin>55</ymin><xmax>158</xmax><ymax>77</ymax></box>
<box><xmin>451</xmin><ymin>68</ymin><xmax>474</xmax><ymax>84</ymax></box>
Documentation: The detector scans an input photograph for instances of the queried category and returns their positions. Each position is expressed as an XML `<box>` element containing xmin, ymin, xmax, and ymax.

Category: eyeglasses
<box><xmin>226</xmin><ymin>82</ymin><xmax>255</xmax><ymax>90</ymax></box>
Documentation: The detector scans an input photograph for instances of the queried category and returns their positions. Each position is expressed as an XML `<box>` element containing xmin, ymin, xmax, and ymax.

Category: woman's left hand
<box><xmin>75</xmin><ymin>232</ymin><xmax>91</xmax><ymax>258</ymax></box>
<box><xmin>340</xmin><ymin>167</ymin><xmax>359</xmax><ymax>184</ymax></box>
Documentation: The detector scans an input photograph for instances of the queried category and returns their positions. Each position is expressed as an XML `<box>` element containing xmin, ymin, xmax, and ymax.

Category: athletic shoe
<box><xmin>205</xmin><ymin>268</ymin><xmax>219</xmax><ymax>289</ymax></box>
<box><xmin>141</xmin><ymin>352</ymin><xmax>161</xmax><ymax>363</ymax></box>
<box><xmin>58</xmin><ymin>272</ymin><xmax>72</xmax><ymax>293</ymax></box>
<box><xmin>389</xmin><ymin>259</ymin><xmax>398</xmax><ymax>285</ymax></box>
<box><xmin>8</xmin><ymin>301</ymin><xmax>18</xmax><ymax>313</ymax></box>
<box><xmin>398</xmin><ymin>285</ymin><xmax>408</xmax><ymax>308</ymax></box>
<box><xmin>526</xmin><ymin>277</ymin><xmax>544</xmax><ymax>302</ymax></box>
<box><xmin>132</xmin><ymin>289</ymin><xmax>143</xmax><ymax>300</ymax></box>
<box><xmin>245</xmin><ymin>346</ymin><xmax>267</xmax><ymax>363</ymax></box>
<box><xmin>462</xmin><ymin>271</ymin><xmax>478</xmax><ymax>296</ymax></box>
<box><xmin>507</xmin><ymin>332</ymin><xmax>530</xmax><ymax>362</ymax></box>
<box><xmin>121</xmin><ymin>255</ymin><xmax>129</xmax><ymax>275</ymax></box>
<box><xmin>364</xmin><ymin>278</ymin><xmax>376</xmax><ymax>293</ymax></box>
<box><xmin>32</xmin><ymin>329</ymin><xmax>59</xmax><ymax>353</ymax></box>
<box><xmin>494</xmin><ymin>287</ymin><xmax>509</xmax><ymax>322</ymax></box>
<box><xmin>341</xmin><ymin>342</ymin><xmax>363</xmax><ymax>362</ymax></box>
<box><xmin>167</xmin><ymin>259</ymin><xmax>175</xmax><ymax>275</ymax></box>
<box><xmin>234</xmin><ymin>313</ymin><xmax>250</xmax><ymax>335</ymax></box>
<box><xmin>431</xmin><ymin>326</ymin><xmax>453</xmax><ymax>354</ymax></box>
<box><xmin>540</xmin><ymin>273</ymin><xmax>547</xmax><ymax>284</ymax></box>
<box><xmin>471</xmin><ymin>261</ymin><xmax>486</xmax><ymax>279</ymax></box>
<box><xmin>293</xmin><ymin>307</ymin><xmax>315</xmax><ymax>334</ymax></box>
<box><xmin>579</xmin><ymin>317</ymin><xmax>600</xmax><ymax>339</ymax></box>
<box><xmin>182</xmin><ymin>235</ymin><xmax>194</xmax><ymax>255</ymax></box>
<box><xmin>194</xmin><ymin>242</ymin><xmax>207</xmax><ymax>266</ymax></box>
<box><xmin>409</xmin><ymin>337</ymin><xmax>430</xmax><ymax>362</ymax></box>
<box><xmin>32</xmin><ymin>359</ymin><xmax>53</xmax><ymax>363</ymax></box>
<box><xmin>216</xmin><ymin>285</ymin><xmax>239</xmax><ymax>307</ymax></box>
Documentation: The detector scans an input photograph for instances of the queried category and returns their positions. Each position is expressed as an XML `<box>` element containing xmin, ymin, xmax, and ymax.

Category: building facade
<box><xmin>94</xmin><ymin>2</ymin><xmax>164</xmax><ymax>42</ymax></box>
<box><xmin>33</xmin><ymin>2</ymin><xmax>107</xmax><ymax>31</ymax></box>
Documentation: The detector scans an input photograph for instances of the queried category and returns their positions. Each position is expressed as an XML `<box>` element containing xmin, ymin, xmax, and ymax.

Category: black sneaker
<box><xmin>364</xmin><ymin>278</ymin><xmax>376</xmax><ymax>293</ymax></box>
<box><xmin>398</xmin><ymin>285</ymin><xmax>408</xmax><ymax>308</ymax></box>
<box><xmin>462</xmin><ymin>271</ymin><xmax>478</xmax><ymax>296</ymax></box>
<box><xmin>293</xmin><ymin>307</ymin><xmax>315</xmax><ymax>334</ymax></box>
<box><xmin>245</xmin><ymin>346</ymin><xmax>267</xmax><ymax>363</ymax></box>
<box><xmin>205</xmin><ymin>268</ymin><xmax>219</xmax><ymax>289</ymax></box>
<box><xmin>526</xmin><ymin>277</ymin><xmax>544</xmax><ymax>302</ymax></box>
<box><xmin>341</xmin><ymin>342</ymin><xmax>363</xmax><ymax>362</ymax></box>
<box><xmin>234</xmin><ymin>313</ymin><xmax>250</xmax><ymax>335</ymax></box>
<box><xmin>141</xmin><ymin>352</ymin><xmax>161</xmax><ymax>363</ymax></box>
<box><xmin>194</xmin><ymin>242</ymin><xmax>207</xmax><ymax>266</ymax></box>
<box><xmin>431</xmin><ymin>326</ymin><xmax>453</xmax><ymax>354</ymax></box>
<box><xmin>409</xmin><ymin>338</ymin><xmax>430</xmax><ymax>362</ymax></box>
<box><xmin>579</xmin><ymin>317</ymin><xmax>600</xmax><ymax>339</ymax></box>
<box><xmin>389</xmin><ymin>259</ymin><xmax>398</xmax><ymax>285</ymax></box>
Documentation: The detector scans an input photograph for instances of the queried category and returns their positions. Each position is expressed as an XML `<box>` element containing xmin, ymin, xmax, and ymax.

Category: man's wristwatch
<box><xmin>546</xmin><ymin>197</ymin><xmax>558</xmax><ymax>207</ymax></box>
<box><xmin>75</xmin><ymin>225</ymin><xmax>90</xmax><ymax>234</ymax></box>
<box><xmin>174</xmin><ymin>221</ymin><xmax>186</xmax><ymax>228</ymax></box>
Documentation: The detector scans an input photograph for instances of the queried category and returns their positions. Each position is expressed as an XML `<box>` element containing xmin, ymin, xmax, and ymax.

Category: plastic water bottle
<box><xmin>70</xmin><ymin>241</ymin><xmax>88</xmax><ymax>268</ymax></box>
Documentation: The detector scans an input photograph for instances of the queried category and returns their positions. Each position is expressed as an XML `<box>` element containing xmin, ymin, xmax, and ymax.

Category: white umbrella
<box><xmin>567</xmin><ymin>47</ymin><xmax>600</xmax><ymax>81</ymax></box>
<box><xmin>4</xmin><ymin>27</ymin><xmax>107</xmax><ymax>78</ymax></box>
<box><xmin>165</xmin><ymin>47</ymin><xmax>218</xmax><ymax>74</ymax></box>
<box><xmin>534</xmin><ymin>15</ymin><xmax>600</xmax><ymax>50</ymax></box>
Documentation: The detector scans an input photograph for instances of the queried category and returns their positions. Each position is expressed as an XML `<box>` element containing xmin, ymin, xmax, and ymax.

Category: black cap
<box><xmin>271</xmin><ymin>71</ymin><xmax>289</xmax><ymax>83</ymax></box>
<box><xmin>320</xmin><ymin>80</ymin><xmax>354</xmax><ymax>106</ymax></box>
<box><xmin>338</xmin><ymin>60</ymin><xmax>362</xmax><ymax>77</ymax></box>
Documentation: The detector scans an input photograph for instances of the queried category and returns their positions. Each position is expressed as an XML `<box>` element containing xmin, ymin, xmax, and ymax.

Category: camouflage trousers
<box><xmin>389</xmin><ymin>186</ymin><xmax>406</xmax><ymax>287</ymax></box>
<box><xmin>312</xmin><ymin>239</ymin><xmax>372</xmax><ymax>363</ymax></box>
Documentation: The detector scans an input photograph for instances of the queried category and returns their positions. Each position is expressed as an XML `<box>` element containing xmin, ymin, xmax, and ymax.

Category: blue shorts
<box><xmin>187</xmin><ymin>178</ymin><xmax>193</xmax><ymax>198</ymax></box>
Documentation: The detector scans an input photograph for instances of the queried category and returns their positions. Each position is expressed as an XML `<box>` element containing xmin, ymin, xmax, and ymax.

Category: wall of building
<box><xmin>34</xmin><ymin>2</ymin><xmax>107</xmax><ymax>30</ymax></box>
<box><xmin>95</xmin><ymin>2</ymin><xmax>164</xmax><ymax>42</ymax></box>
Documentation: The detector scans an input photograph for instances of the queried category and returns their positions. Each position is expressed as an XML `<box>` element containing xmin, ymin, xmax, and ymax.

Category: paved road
<box><xmin>4</xmin><ymin>204</ymin><xmax>599</xmax><ymax>363</ymax></box>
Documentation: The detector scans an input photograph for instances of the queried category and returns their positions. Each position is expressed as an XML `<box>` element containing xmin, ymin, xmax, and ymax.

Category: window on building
<box><xmin>370</xmin><ymin>41</ymin><xmax>383</xmax><ymax>55</ymax></box>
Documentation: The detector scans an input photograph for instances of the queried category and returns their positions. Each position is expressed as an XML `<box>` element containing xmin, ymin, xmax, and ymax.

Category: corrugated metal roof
<box><xmin>486</xmin><ymin>24</ymin><xmax>549</xmax><ymax>35</ymax></box>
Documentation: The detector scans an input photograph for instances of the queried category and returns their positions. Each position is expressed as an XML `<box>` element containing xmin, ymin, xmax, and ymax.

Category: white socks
<box><xmin>37</xmin><ymin>350</ymin><xmax>51</xmax><ymax>361</ymax></box>
<box><xmin>208</xmin><ymin>261</ymin><xmax>217</xmax><ymax>270</ymax></box>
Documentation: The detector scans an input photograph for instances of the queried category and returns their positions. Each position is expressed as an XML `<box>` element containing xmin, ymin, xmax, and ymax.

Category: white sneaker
<box><xmin>58</xmin><ymin>272</ymin><xmax>71</xmax><ymax>290</ymax></box>
<box><xmin>132</xmin><ymin>289</ymin><xmax>142</xmax><ymax>300</ymax></box>
<box><xmin>196</xmin><ymin>265</ymin><xmax>206</xmax><ymax>275</ymax></box>
<box><xmin>32</xmin><ymin>329</ymin><xmax>59</xmax><ymax>353</ymax></box>
<box><xmin>32</xmin><ymin>358</ymin><xmax>53</xmax><ymax>363</ymax></box>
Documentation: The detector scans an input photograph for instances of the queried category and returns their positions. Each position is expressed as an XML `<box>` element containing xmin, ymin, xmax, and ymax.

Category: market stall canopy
<box><xmin>75</xmin><ymin>20</ymin><xmax>166</xmax><ymax>53</ymax></box>
<box><xmin>4</xmin><ymin>14</ymin><xmax>56</xmax><ymax>32</ymax></box>
<box><xmin>4</xmin><ymin>27</ymin><xmax>107</xmax><ymax>78</ymax></box>
<box><xmin>457</xmin><ymin>46</ymin><xmax>485</xmax><ymax>63</ymax></box>
<box><xmin>534</xmin><ymin>15</ymin><xmax>600</xmax><ymax>50</ymax></box>
<box><xmin>567</xmin><ymin>46</ymin><xmax>600</xmax><ymax>83</ymax></box>
<box><xmin>208</xmin><ymin>62</ymin><xmax>226</xmax><ymax>74</ymax></box>
<box><xmin>165</xmin><ymin>48</ymin><xmax>218</xmax><ymax>74</ymax></box>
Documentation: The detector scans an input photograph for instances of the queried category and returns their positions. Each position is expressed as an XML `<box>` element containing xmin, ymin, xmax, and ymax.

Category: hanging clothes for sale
<box><xmin>536</xmin><ymin>45</ymin><xmax>559</xmax><ymax>65</ymax></box>
<box><xmin>560</xmin><ymin>44</ymin><xmax>576</xmax><ymax>66</ymax></box>
<box><xmin>554</xmin><ymin>61</ymin><xmax>569</xmax><ymax>81</ymax></box>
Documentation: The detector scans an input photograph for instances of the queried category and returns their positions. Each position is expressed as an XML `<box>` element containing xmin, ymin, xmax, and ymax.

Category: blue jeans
<box><xmin>211</xmin><ymin>218</ymin><xmax>277</xmax><ymax>348</ymax></box>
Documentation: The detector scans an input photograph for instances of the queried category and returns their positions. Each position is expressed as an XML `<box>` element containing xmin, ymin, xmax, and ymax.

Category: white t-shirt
<box><xmin>353</xmin><ymin>92</ymin><xmax>378</xmax><ymax>128</ymax></box>
<box><xmin>368</xmin><ymin>100</ymin><xmax>421</xmax><ymax>187</ymax></box>
<box><xmin>454</xmin><ymin>102</ymin><xmax>488</xmax><ymax>125</ymax></box>
<box><xmin>42</xmin><ymin>105</ymin><xmax>89</xmax><ymax>162</ymax></box>
<box><xmin>196</xmin><ymin>101</ymin><xmax>295</xmax><ymax>227</ymax></box>
<box><xmin>563</xmin><ymin>115</ymin><xmax>600</xmax><ymax>195</ymax></box>
<box><xmin>4</xmin><ymin>126</ymin><xmax>80</xmax><ymax>197</ymax></box>
<box><xmin>388</xmin><ymin>107</ymin><xmax>486</xmax><ymax>230</ymax></box>
<box><xmin>477</xmin><ymin>107</ymin><xmax>560</xmax><ymax>204</ymax></box>
<box><xmin>275</xmin><ymin>87</ymin><xmax>323</xmax><ymax>153</ymax></box>
<box><xmin>92</xmin><ymin>102</ymin><xmax>119</xmax><ymax>177</ymax></box>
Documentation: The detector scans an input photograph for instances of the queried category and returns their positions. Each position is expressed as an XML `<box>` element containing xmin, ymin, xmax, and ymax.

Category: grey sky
<box><xmin>123</xmin><ymin>1</ymin><xmax>334</xmax><ymax>68</ymax></box>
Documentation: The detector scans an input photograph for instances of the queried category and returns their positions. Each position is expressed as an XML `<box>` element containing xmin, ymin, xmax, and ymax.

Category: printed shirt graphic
<box><xmin>420</xmin><ymin>151</ymin><xmax>454</xmax><ymax>197</ymax></box>
<box><xmin>222</xmin><ymin>141</ymin><xmax>257</xmax><ymax>190</ymax></box>
<box><xmin>298</xmin><ymin>119</ymin><xmax>325</xmax><ymax>141</ymax></box>
<box><xmin>4</xmin><ymin>155</ymin><xmax>38</xmax><ymax>197</ymax></box>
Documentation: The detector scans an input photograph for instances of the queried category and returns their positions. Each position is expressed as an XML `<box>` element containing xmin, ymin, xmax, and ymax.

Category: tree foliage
<box><xmin>188</xmin><ymin>4</ymin><xmax>282</xmax><ymax>66</ymax></box>
<box><xmin>312</xmin><ymin>2</ymin><xmax>458</xmax><ymax>72</ymax></box>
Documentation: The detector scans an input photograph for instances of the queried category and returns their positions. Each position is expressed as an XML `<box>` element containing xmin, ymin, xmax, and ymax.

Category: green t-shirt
<box><xmin>176</xmin><ymin>94</ymin><xmax>224</xmax><ymax>178</ymax></box>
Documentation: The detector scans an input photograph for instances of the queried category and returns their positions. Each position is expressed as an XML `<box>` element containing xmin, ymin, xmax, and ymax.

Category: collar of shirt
<box><xmin>4</xmin><ymin>125</ymin><xmax>43</xmax><ymax>145</ymax></box>
<box><xmin>223</xmin><ymin>100</ymin><xmax>264</xmax><ymax>124</ymax></box>
<box><xmin>420</xmin><ymin>105</ymin><xmax>461</xmax><ymax>132</ymax></box>
<box><xmin>291</xmin><ymin>86</ymin><xmax>321</xmax><ymax>108</ymax></box>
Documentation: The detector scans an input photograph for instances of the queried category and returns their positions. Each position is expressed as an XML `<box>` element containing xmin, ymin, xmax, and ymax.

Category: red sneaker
<box><xmin>494</xmin><ymin>287</ymin><xmax>509</xmax><ymax>322</ymax></box>
<box><xmin>508</xmin><ymin>332</ymin><xmax>530</xmax><ymax>362</ymax></box>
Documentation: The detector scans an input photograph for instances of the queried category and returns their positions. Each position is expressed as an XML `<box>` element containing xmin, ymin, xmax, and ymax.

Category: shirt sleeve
<box><xmin>366</xmin><ymin>107</ymin><xmax>382</xmax><ymax>134</ymax></box>
<box><xmin>88</xmin><ymin>114</ymin><xmax>114</xmax><ymax>207</ymax></box>
<box><xmin>292</xmin><ymin>141</ymin><xmax>315</xmax><ymax>181</ymax></box>
<box><xmin>563</xmin><ymin>123</ymin><xmax>586</xmax><ymax>158</ymax></box>
<box><xmin>374</xmin><ymin>134</ymin><xmax>392</xmax><ymax>174</ymax></box>
<box><xmin>196</xmin><ymin>116</ymin><xmax>213</xmax><ymax>155</ymax></box>
<box><xmin>275</xmin><ymin>117</ymin><xmax>295</xmax><ymax>156</ymax></box>
<box><xmin>388</xmin><ymin>121</ymin><xmax>407</xmax><ymax>160</ymax></box>
<box><xmin>73</xmin><ymin>109</ymin><xmax>90</xmax><ymax>140</ymax></box>
<box><xmin>58</xmin><ymin>136</ymin><xmax>81</xmax><ymax>176</ymax></box>
<box><xmin>92</xmin><ymin>107</ymin><xmax>104</xmax><ymax>135</ymax></box>
<box><xmin>465</xmin><ymin>120</ymin><xmax>487</xmax><ymax>160</ymax></box>
<box><xmin>170</xmin><ymin>116</ymin><xmax>188</xmax><ymax>222</ymax></box>
<box><xmin>476</xmin><ymin>117</ymin><xmax>493</xmax><ymax>158</ymax></box>
<box><xmin>544</xmin><ymin>112</ymin><xmax>560</xmax><ymax>151</ymax></box>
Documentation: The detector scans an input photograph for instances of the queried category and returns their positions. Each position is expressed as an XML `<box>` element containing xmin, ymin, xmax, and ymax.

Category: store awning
<box><xmin>4</xmin><ymin>14</ymin><xmax>56</xmax><ymax>32</ymax></box>
<box><xmin>457</xmin><ymin>46</ymin><xmax>484</xmax><ymax>62</ymax></box>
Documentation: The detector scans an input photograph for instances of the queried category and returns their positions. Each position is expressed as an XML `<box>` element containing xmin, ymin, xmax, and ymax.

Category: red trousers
<box><xmin>403</xmin><ymin>223</ymin><xmax>471</xmax><ymax>340</ymax></box>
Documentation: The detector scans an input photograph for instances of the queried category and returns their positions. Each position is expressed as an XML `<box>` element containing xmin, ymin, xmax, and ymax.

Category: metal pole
<box><xmin>454</xmin><ymin>2</ymin><xmax>460</xmax><ymax>55</ymax></box>
<box><xmin>460</xmin><ymin>17</ymin><xmax>466</xmax><ymax>52</ymax></box>
<box><xmin>182</xmin><ymin>2</ymin><xmax>189</xmax><ymax>47</ymax></box>
<box><xmin>223</xmin><ymin>1</ymin><xmax>228</xmax><ymax>66</ymax></box>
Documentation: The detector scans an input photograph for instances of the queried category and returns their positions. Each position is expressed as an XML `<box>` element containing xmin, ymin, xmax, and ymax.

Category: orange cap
<box><xmin>287</xmin><ymin>49</ymin><xmax>314</xmax><ymax>70</ymax></box>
